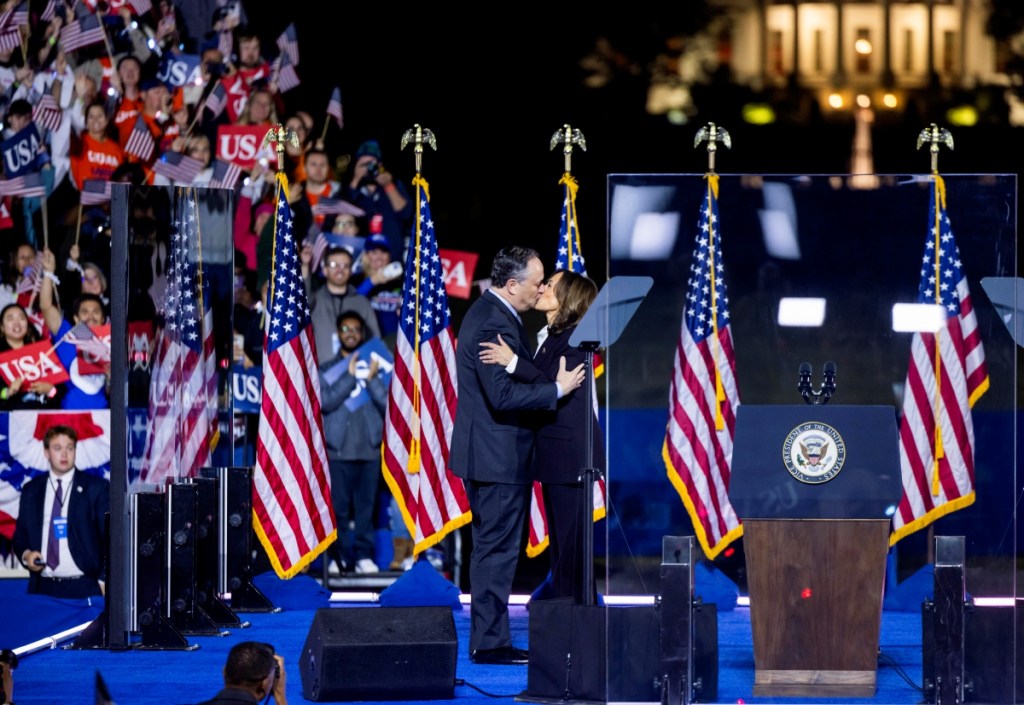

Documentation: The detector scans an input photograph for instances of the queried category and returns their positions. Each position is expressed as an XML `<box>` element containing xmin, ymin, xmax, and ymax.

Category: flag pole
<box><xmin>694</xmin><ymin>122</ymin><xmax>732</xmax><ymax>429</ymax></box>
<box><xmin>399</xmin><ymin>123</ymin><xmax>437</xmax><ymax>473</ymax></box>
<box><xmin>549</xmin><ymin>124</ymin><xmax>586</xmax><ymax>274</ymax></box>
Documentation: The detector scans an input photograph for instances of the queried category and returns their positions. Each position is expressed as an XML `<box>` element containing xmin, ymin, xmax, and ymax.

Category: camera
<box><xmin>365</xmin><ymin>160</ymin><xmax>381</xmax><ymax>179</ymax></box>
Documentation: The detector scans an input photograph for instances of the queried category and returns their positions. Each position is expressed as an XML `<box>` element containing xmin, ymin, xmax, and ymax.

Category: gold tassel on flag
<box><xmin>406</xmin><ymin>173</ymin><xmax>432</xmax><ymax>474</ymax></box>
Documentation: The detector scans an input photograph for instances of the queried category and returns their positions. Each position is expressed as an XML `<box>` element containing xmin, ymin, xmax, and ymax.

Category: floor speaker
<box><xmin>300</xmin><ymin>606</ymin><xmax>457</xmax><ymax>701</ymax></box>
<box><xmin>526</xmin><ymin>598</ymin><xmax>661</xmax><ymax>703</ymax></box>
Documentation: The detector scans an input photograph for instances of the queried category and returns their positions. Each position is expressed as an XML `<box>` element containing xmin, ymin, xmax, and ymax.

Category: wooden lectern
<box><xmin>728</xmin><ymin>405</ymin><xmax>902</xmax><ymax>698</ymax></box>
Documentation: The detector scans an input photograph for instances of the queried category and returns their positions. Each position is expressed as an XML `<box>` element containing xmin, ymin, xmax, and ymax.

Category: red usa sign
<box><xmin>0</xmin><ymin>340</ymin><xmax>69</xmax><ymax>386</ymax></box>
<box><xmin>216</xmin><ymin>124</ymin><xmax>273</xmax><ymax>170</ymax></box>
<box><xmin>438</xmin><ymin>248</ymin><xmax>479</xmax><ymax>300</ymax></box>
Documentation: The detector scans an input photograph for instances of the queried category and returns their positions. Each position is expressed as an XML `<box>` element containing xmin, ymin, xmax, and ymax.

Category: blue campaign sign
<box><xmin>231</xmin><ymin>364</ymin><xmax>262</xmax><ymax>414</ymax></box>
<box><xmin>320</xmin><ymin>337</ymin><xmax>394</xmax><ymax>411</ymax></box>
<box><xmin>1</xmin><ymin>124</ymin><xmax>42</xmax><ymax>177</ymax></box>
<box><xmin>157</xmin><ymin>53</ymin><xmax>202</xmax><ymax>88</ymax></box>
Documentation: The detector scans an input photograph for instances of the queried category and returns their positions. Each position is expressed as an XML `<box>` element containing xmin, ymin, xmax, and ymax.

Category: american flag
<box><xmin>383</xmin><ymin>175</ymin><xmax>469</xmax><ymax>556</ymax></box>
<box><xmin>0</xmin><ymin>25</ymin><xmax>19</xmax><ymax>52</ymax></box>
<box><xmin>10</xmin><ymin>1</ymin><xmax>27</xmax><ymax>26</ymax></box>
<box><xmin>0</xmin><ymin>172</ymin><xmax>46</xmax><ymax>198</ymax></box>
<box><xmin>217</xmin><ymin>29</ymin><xmax>233</xmax><ymax>60</ymax></box>
<box><xmin>208</xmin><ymin>159</ymin><xmax>242</xmax><ymax>190</ymax></box>
<box><xmin>201</xmin><ymin>81</ymin><xmax>227</xmax><ymax>121</ymax></box>
<box><xmin>310</xmin><ymin>196</ymin><xmax>362</xmax><ymax>218</ymax></box>
<box><xmin>326</xmin><ymin>87</ymin><xmax>343</xmax><ymax>130</ymax></box>
<box><xmin>66</xmin><ymin>321</ymin><xmax>111</xmax><ymax>362</ymax></box>
<box><xmin>127</xmin><ymin>0</ymin><xmax>152</xmax><ymax>15</ymax></box>
<box><xmin>32</xmin><ymin>94</ymin><xmax>63</xmax><ymax>133</ymax></box>
<box><xmin>140</xmin><ymin>187</ymin><xmax>218</xmax><ymax>484</ymax></box>
<box><xmin>152</xmin><ymin>151</ymin><xmax>204</xmax><ymax>183</ymax></box>
<box><xmin>276</xmin><ymin>23</ymin><xmax>299</xmax><ymax>65</ymax></box>
<box><xmin>79</xmin><ymin>179</ymin><xmax>112</xmax><ymax>206</ymax></box>
<box><xmin>60</xmin><ymin>15</ymin><xmax>107</xmax><ymax>53</ymax></box>
<box><xmin>309</xmin><ymin>230</ymin><xmax>354</xmax><ymax>273</ymax></box>
<box><xmin>890</xmin><ymin>175</ymin><xmax>989</xmax><ymax>544</ymax></box>
<box><xmin>253</xmin><ymin>172</ymin><xmax>335</xmax><ymax>578</ymax></box>
<box><xmin>526</xmin><ymin>172</ymin><xmax>606</xmax><ymax>558</ymax></box>
<box><xmin>273</xmin><ymin>53</ymin><xmax>300</xmax><ymax>94</ymax></box>
<box><xmin>124</xmin><ymin>117</ymin><xmax>155</xmax><ymax>162</ymax></box>
<box><xmin>662</xmin><ymin>175</ymin><xmax>742</xmax><ymax>560</ymax></box>
<box><xmin>40</xmin><ymin>0</ymin><xmax>58</xmax><ymax>22</ymax></box>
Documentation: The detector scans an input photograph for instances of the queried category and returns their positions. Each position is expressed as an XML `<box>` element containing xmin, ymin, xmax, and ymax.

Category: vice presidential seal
<box><xmin>783</xmin><ymin>422</ymin><xmax>846</xmax><ymax>484</ymax></box>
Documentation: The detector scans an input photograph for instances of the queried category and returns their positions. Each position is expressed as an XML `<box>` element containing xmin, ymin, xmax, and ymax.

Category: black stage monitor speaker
<box><xmin>300</xmin><ymin>606</ymin><xmax>457</xmax><ymax>701</ymax></box>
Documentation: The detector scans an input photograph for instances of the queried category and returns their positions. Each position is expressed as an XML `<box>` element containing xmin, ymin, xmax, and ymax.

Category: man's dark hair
<box><xmin>74</xmin><ymin>293</ymin><xmax>107</xmax><ymax>322</ymax></box>
<box><xmin>6</xmin><ymin>99</ymin><xmax>31</xmax><ymax>119</ymax></box>
<box><xmin>322</xmin><ymin>246</ymin><xmax>353</xmax><ymax>266</ymax></box>
<box><xmin>336</xmin><ymin>309</ymin><xmax>368</xmax><ymax>333</ymax></box>
<box><xmin>223</xmin><ymin>641</ymin><xmax>276</xmax><ymax>689</ymax></box>
<box><xmin>43</xmin><ymin>424</ymin><xmax>78</xmax><ymax>449</ymax></box>
<box><xmin>491</xmin><ymin>246</ymin><xmax>539</xmax><ymax>287</ymax></box>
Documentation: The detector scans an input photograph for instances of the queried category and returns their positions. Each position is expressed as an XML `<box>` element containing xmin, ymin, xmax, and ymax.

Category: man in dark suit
<box><xmin>14</xmin><ymin>424</ymin><xmax>109</xmax><ymax>598</ymax></box>
<box><xmin>450</xmin><ymin>246</ymin><xmax>584</xmax><ymax>666</ymax></box>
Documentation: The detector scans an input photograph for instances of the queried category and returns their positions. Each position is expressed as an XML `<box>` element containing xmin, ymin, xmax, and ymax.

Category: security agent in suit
<box><xmin>480</xmin><ymin>270</ymin><xmax>603</xmax><ymax>604</ymax></box>
<box><xmin>450</xmin><ymin>246</ymin><xmax>585</xmax><ymax>666</ymax></box>
<box><xmin>13</xmin><ymin>424</ymin><xmax>109</xmax><ymax>599</ymax></box>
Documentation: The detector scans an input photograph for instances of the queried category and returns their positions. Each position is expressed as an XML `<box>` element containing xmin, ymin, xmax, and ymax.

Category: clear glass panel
<box><xmin>123</xmin><ymin>185</ymin><xmax>235</xmax><ymax>492</ymax></box>
<box><xmin>603</xmin><ymin>173</ymin><xmax>1017</xmax><ymax>703</ymax></box>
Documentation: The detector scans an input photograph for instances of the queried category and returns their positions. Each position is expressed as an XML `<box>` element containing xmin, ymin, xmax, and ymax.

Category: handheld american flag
<box><xmin>79</xmin><ymin>179</ymin><xmax>112</xmax><ymax>206</ymax></box>
<box><xmin>0</xmin><ymin>172</ymin><xmax>46</xmax><ymax>198</ymax></box>
<box><xmin>140</xmin><ymin>187</ymin><xmax>218</xmax><ymax>485</ymax></box>
<box><xmin>890</xmin><ymin>175</ymin><xmax>989</xmax><ymax>545</ymax></box>
<box><xmin>383</xmin><ymin>175</ymin><xmax>469</xmax><ymax>555</ymax></box>
<box><xmin>60</xmin><ymin>15</ymin><xmax>107</xmax><ymax>53</ymax></box>
<box><xmin>202</xmin><ymin>81</ymin><xmax>228</xmax><ymax>121</ymax></box>
<box><xmin>326</xmin><ymin>87</ymin><xmax>343</xmax><ymax>130</ymax></box>
<box><xmin>124</xmin><ymin>117</ymin><xmax>155</xmax><ymax>162</ymax></box>
<box><xmin>662</xmin><ymin>175</ymin><xmax>742</xmax><ymax>560</ymax></box>
<box><xmin>253</xmin><ymin>172</ymin><xmax>335</xmax><ymax>578</ymax></box>
<box><xmin>272</xmin><ymin>53</ymin><xmax>300</xmax><ymax>94</ymax></box>
<box><xmin>526</xmin><ymin>172</ymin><xmax>606</xmax><ymax>558</ymax></box>
<box><xmin>276</xmin><ymin>23</ymin><xmax>299</xmax><ymax>65</ymax></box>
<box><xmin>208</xmin><ymin>159</ymin><xmax>242</xmax><ymax>190</ymax></box>
<box><xmin>152</xmin><ymin>151</ymin><xmax>204</xmax><ymax>184</ymax></box>
<box><xmin>32</xmin><ymin>94</ymin><xmax>63</xmax><ymax>133</ymax></box>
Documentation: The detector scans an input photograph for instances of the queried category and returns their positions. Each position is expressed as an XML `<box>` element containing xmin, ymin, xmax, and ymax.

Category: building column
<box><xmin>881</xmin><ymin>0</ymin><xmax>894</xmax><ymax>87</ymax></box>
<box><xmin>759</xmin><ymin>0</ymin><xmax>768</xmax><ymax>87</ymax></box>
<box><xmin>927</xmin><ymin>0</ymin><xmax>938</xmax><ymax>85</ymax></box>
<box><xmin>833</xmin><ymin>0</ymin><xmax>846</xmax><ymax>85</ymax></box>
<box><xmin>790</xmin><ymin>0</ymin><xmax>801</xmax><ymax>87</ymax></box>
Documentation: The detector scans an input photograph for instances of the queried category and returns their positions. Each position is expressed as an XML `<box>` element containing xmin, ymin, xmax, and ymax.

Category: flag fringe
<box><xmin>663</xmin><ymin>439</ymin><xmax>743</xmax><ymax>560</ymax></box>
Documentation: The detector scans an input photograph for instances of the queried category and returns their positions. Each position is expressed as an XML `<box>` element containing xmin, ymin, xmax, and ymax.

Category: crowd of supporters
<box><xmin>0</xmin><ymin>0</ymin><xmax>409</xmax><ymax>415</ymax></box>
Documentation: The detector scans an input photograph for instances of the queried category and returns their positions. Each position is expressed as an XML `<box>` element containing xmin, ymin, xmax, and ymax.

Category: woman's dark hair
<box><xmin>548</xmin><ymin>270</ymin><xmax>597</xmax><ymax>335</ymax></box>
<box><xmin>0</xmin><ymin>303</ymin><xmax>41</xmax><ymax>351</ymax></box>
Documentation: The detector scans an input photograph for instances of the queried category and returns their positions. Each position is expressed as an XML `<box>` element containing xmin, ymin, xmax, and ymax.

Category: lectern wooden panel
<box><xmin>745</xmin><ymin>519</ymin><xmax>889</xmax><ymax>697</ymax></box>
<box><xmin>729</xmin><ymin>405</ymin><xmax>902</xmax><ymax>699</ymax></box>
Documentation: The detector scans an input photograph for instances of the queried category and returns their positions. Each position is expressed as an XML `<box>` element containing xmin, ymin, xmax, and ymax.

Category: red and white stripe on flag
<box><xmin>525</xmin><ymin>478</ymin><xmax>606</xmax><ymax>558</ymax></box>
<box><xmin>662</xmin><ymin>176</ymin><xmax>742</xmax><ymax>560</ymax></box>
<box><xmin>890</xmin><ymin>175</ymin><xmax>989</xmax><ymax>545</ymax></box>
<box><xmin>382</xmin><ymin>175</ymin><xmax>470</xmax><ymax>555</ymax></box>
<box><xmin>253</xmin><ymin>173</ymin><xmax>335</xmax><ymax>578</ymax></box>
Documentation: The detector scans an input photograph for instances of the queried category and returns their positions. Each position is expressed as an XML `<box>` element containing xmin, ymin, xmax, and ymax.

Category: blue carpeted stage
<box><xmin>2</xmin><ymin>570</ymin><xmax>928</xmax><ymax>705</ymax></box>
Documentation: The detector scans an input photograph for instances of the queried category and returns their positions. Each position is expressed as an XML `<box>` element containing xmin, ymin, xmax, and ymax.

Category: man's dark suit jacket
<box><xmin>13</xmin><ymin>469</ymin><xmax>110</xmax><ymax>594</ymax></box>
<box><xmin>450</xmin><ymin>290</ymin><xmax>558</xmax><ymax>484</ymax></box>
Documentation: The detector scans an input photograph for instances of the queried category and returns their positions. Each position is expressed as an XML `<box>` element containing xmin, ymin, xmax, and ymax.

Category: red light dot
<box><xmin>801</xmin><ymin>588</ymin><xmax>812</xmax><ymax>599</ymax></box>
<box><xmin>724</xmin><ymin>547</ymin><xmax>735</xmax><ymax>558</ymax></box>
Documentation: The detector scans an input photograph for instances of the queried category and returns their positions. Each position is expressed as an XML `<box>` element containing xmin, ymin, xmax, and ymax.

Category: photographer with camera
<box><xmin>197</xmin><ymin>641</ymin><xmax>287</xmax><ymax>705</ymax></box>
<box><xmin>342</xmin><ymin>140</ymin><xmax>412</xmax><ymax>263</ymax></box>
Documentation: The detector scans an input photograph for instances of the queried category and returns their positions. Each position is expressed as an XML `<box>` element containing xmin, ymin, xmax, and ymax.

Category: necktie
<box><xmin>46</xmin><ymin>479</ymin><xmax>62</xmax><ymax>570</ymax></box>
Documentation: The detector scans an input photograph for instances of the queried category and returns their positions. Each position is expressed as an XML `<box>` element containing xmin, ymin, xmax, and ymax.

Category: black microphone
<box><xmin>798</xmin><ymin>362</ymin><xmax>813</xmax><ymax>404</ymax></box>
<box><xmin>821</xmin><ymin>361</ymin><xmax>837</xmax><ymax>404</ymax></box>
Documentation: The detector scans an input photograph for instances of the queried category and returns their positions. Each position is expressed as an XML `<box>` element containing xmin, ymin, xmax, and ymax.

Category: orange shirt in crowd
<box><xmin>70</xmin><ymin>134</ymin><xmax>124</xmax><ymax>187</ymax></box>
<box><xmin>114</xmin><ymin>95</ymin><xmax>144</xmax><ymax>146</ymax></box>
<box><xmin>305</xmin><ymin>182</ymin><xmax>333</xmax><ymax>228</ymax></box>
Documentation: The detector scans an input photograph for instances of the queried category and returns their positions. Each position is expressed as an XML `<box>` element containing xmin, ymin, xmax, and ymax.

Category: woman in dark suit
<box><xmin>480</xmin><ymin>269</ymin><xmax>602</xmax><ymax>603</ymax></box>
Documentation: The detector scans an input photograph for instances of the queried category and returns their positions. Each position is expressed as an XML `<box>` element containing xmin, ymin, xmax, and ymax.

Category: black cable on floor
<box><xmin>456</xmin><ymin>678</ymin><xmax>522</xmax><ymax>698</ymax></box>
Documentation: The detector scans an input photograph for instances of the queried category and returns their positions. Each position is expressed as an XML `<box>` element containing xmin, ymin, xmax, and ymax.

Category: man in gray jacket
<box><xmin>320</xmin><ymin>310</ymin><xmax>387</xmax><ymax>574</ymax></box>
<box><xmin>306</xmin><ymin>246</ymin><xmax>380</xmax><ymax>362</ymax></box>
